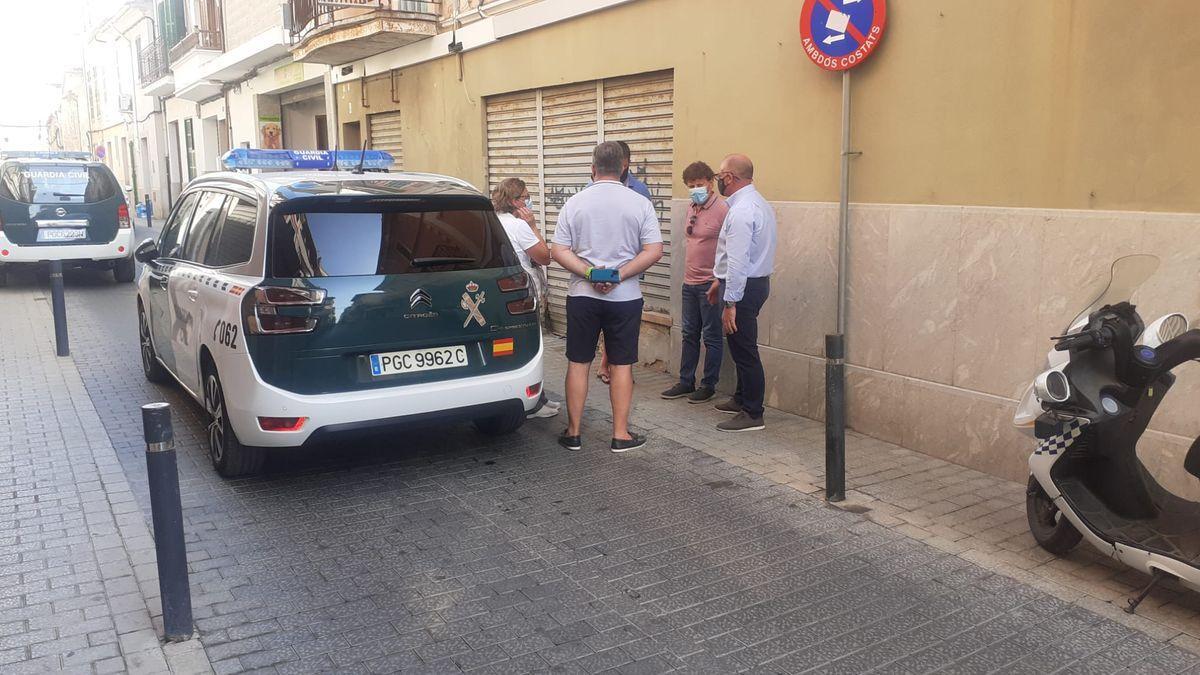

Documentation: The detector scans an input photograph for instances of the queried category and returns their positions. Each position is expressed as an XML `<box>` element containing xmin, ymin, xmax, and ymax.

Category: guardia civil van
<box><xmin>0</xmin><ymin>151</ymin><xmax>135</xmax><ymax>285</ymax></box>
<box><xmin>134</xmin><ymin>149</ymin><xmax>544</xmax><ymax>477</ymax></box>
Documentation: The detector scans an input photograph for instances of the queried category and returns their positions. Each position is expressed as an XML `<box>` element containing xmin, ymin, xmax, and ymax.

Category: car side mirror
<box><xmin>134</xmin><ymin>238</ymin><xmax>159</xmax><ymax>264</ymax></box>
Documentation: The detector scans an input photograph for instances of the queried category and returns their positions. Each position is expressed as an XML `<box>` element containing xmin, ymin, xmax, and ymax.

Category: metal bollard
<box><xmin>144</xmin><ymin>196</ymin><xmax>153</xmax><ymax>229</ymax></box>
<box><xmin>824</xmin><ymin>334</ymin><xmax>846</xmax><ymax>503</ymax></box>
<box><xmin>141</xmin><ymin>403</ymin><xmax>194</xmax><ymax>641</ymax></box>
<box><xmin>49</xmin><ymin>260</ymin><xmax>69</xmax><ymax>357</ymax></box>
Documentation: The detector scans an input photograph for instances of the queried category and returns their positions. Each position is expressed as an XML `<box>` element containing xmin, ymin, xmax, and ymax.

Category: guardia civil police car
<box><xmin>0</xmin><ymin>151</ymin><xmax>135</xmax><ymax>286</ymax></box>
<box><xmin>134</xmin><ymin>149</ymin><xmax>543</xmax><ymax>477</ymax></box>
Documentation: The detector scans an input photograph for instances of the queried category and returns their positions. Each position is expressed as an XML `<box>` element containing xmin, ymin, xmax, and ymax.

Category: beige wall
<box><xmin>221</xmin><ymin>0</ymin><xmax>281</xmax><ymax>52</ymax></box>
<box><xmin>332</xmin><ymin>0</ymin><xmax>1200</xmax><ymax>484</ymax></box>
<box><xmin>339</xmin><ymin>0</ymin><xmax>1200</xmax><ymax>213</ymax></box>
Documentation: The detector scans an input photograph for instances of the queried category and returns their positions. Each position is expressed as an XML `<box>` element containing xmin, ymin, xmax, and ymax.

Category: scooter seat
<box><xmin>1186</xmin><ymin>436</ymin><xmax>1200</xmax><ymax>480</ymax></box>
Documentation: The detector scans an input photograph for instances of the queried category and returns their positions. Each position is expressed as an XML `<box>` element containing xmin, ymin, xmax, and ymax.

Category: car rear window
<box><xmin>0</xmin><ymin>163</ymin><xmax>121</xmax><ymax>204</ymax></box>
<box><xmin>268</xmin><ymin>203</ymin><xmax>512</xmax><ymax>278</ymax></box>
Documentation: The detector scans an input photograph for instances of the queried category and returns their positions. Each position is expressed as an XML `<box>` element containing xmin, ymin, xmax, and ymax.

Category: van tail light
<box><xmin>117</xmin><ymin>203</ymin><xmax>131</xmax><ymax>229</ymax></box>
<box><xmin>246</xmin><ymin>286</ymin><xmax>326</xmax><ymax>335</ymax></box>
<box><xmin>497</xmin><ymin>271</ymin><xmax>529</xmax><ymax>292</ymax></box>
<box><xmin>507</xmin><ymin>295</ymin><xmax>536</xmax><ymax>315</ymax></box>
<box><xmin>258</xmin><ymin>416</ymin><xmax>307</xmax><ymax>432</ymax></box>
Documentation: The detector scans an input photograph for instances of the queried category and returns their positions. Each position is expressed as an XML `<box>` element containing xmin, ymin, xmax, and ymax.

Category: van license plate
<box><xmin>36</xmin><ymin>228</ymin><xmax>87</xmax><ymax>242</ymax></box>
<box><xmin>370</xmin><ymin>345</ymin><xmax>468</xmax><ymax>377</ymax></box>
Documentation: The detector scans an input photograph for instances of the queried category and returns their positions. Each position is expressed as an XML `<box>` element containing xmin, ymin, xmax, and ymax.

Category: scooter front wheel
<box><xmin>1026</xmin><ymin>475</ymin><xmax>1083</xmax><ymax>555</ymax></box>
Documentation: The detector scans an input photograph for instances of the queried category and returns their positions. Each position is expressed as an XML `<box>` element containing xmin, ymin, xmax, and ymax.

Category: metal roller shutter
<box><xmin>485</xmin><ymin>70</ymin><xmax>674</xmax><ymax>334</ymax></box>
<box><xmin>540</xmin><ymin>82</ymin><xmax>600</xmax><ymax>332</ymax></box>
<box><xmin>368</xmin><ymin>111</ymin><xmax>404</xmax><ymax>170</ymax></box>
<box><xmin>603</xmin><ymin>72</ymin><xmax>675</xmax><ymax>314</ymax></box>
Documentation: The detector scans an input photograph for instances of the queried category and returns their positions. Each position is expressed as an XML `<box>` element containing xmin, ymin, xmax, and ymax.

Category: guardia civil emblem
<box><xmin>461</xmin><ymin>281</ymin><xmax>486</xmax><ymax>328</ymax></box>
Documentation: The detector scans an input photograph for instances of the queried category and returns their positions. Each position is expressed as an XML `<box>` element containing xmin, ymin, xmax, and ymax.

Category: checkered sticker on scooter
<box><xmin>1034</xmin><ymin>418</ymin><xmax>1091</xmax><ymax>456</ymax></box>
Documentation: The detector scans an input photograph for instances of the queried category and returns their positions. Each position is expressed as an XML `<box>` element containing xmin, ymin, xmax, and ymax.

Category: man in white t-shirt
<box><xmin>551</xmin><ymin>141</ymin><xmax>663</xmax><ymax>453</ymax></box>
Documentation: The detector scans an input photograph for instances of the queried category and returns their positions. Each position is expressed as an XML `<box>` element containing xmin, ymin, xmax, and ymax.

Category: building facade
<box><xmin>279</xmin><ymin>0</ymin><xmax>1199</xmax><ymax>490</ymax></box>
<box><xmin>132</xmin><ymin>0</ymin><xmax>333</xmax><ymax>209</ymax></box>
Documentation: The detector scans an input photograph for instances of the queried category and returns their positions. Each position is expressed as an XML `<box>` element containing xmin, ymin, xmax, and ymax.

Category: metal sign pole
<box><xmin>825</xmin><ymin>69</ymin><xmax>852</xmax><ymax>503</ymax></box>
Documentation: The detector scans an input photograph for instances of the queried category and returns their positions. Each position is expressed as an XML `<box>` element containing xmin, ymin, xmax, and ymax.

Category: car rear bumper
<box><xmin>222</xmin><ymin>345</ymin><xmax>544</xmax><ymax>447</ymax></box>
<box><xmin>0</xmin><ymin>228</ymin><xmax>135</xmax><ymax>263</ymax></box>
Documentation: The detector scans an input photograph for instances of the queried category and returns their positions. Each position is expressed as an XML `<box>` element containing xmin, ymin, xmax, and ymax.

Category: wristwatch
<box><xmin>724</xmin><ymin>301</ymin><xmax>736</xmax><ymax>309</ymax></box>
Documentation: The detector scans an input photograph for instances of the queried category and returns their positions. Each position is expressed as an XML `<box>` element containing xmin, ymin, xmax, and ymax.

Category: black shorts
<box><xmin>565</xmin><ymin>296</ymin><xmax>643</xmax><ymax>366</ymax></box>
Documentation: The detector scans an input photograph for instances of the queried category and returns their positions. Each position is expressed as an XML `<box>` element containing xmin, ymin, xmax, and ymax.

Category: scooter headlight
<box><xmin>1034</xmin><ymin>370</ymin><xmax>1071</xmax><ymax>404</ymax></box>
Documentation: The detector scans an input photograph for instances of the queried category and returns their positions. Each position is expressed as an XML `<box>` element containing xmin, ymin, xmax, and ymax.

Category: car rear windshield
<box><xmin>0</xmin><ymin>163</ymin><xmax>121</xmax><ymax>204</ymax></box>
<box><xmin>268</xmin><ymin>200</ymin><xmax>514</xmax><ymax>278</ymax></box>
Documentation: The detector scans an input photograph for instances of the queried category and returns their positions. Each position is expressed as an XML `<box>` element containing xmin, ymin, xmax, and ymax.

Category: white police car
<box><xmin>0</xmin><ymin>151</ymin><xmax>136</xmax><ymax>285</ymax></box>
<box><xmin>134</xmin><ymin>149</ymin><xmax>543</xmax><ymax>476</ymax></box>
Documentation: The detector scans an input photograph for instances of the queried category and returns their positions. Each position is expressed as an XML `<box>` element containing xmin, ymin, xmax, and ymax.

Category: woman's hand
<box><xmin>515</xmin><ymin>205</ymin><xmax>537</xmax><ymax>228</ymax></box>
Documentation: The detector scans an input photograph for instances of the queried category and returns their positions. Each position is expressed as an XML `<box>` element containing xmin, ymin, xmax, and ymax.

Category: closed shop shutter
<box><xmin>540</xmin><ymin>82</ymin><xmax>600</xmax><ymax>331</ymax></box>
<box><xmin>368</xmin><ymin>110</ymin><xmax>404</xmax><ymax>170</ymax></box>
<box><xmin>604</xmin><ymin>71</ymin><xmax>674</xmax><ymax>314</ymax></box>
<box><xmin>485</xmin><ymin>70</ymin><xmax>674</xmax><ymax>334</ymax></box>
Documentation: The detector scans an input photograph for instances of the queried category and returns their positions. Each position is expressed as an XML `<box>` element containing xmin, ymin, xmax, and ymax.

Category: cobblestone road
<box><xmin>29</xmin><ymin>267</ymin><xmax>1200</xmax><ymax>673</ymax></box>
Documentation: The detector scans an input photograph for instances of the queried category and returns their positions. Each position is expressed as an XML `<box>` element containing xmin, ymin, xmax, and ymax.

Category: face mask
<box><xmin>717</xmin><ymin>178</ymin><xmax>728</xmax><ymax>196</ymax></box>
<box><xmin>689</xmin><ymin>187</ymin><xmax>708</xmax><ymax>205</ymax></box>
<box><xmin>524</xmin><ymin>198</ymin><xmax>533</xmax><ymax>211</ymax></box>
<box><xmin>620</xmin><ymin>168</ymin><xmax>630</xmax><ymax>183</ymax></box>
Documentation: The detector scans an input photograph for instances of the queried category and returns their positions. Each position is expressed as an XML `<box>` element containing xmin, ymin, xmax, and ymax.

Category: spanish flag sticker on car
<box><xmin>493</xmin><ymin>338</ymin><xmax>515</xmax><ymax>357</ymax></box>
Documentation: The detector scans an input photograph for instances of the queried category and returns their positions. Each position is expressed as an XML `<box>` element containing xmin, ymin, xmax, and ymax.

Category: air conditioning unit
<box><xmin>119</xmin><ymin>95</ymin><xmax>133</xmax><ymax>113</ymax></box>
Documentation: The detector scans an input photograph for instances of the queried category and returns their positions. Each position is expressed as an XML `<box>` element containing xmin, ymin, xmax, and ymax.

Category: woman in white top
<box><xmin>492</xmin><ymin>177</ymin><xmax>559</xmax><ymax>419</ymax></box>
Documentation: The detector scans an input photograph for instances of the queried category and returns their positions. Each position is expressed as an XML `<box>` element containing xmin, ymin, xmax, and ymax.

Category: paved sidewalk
<box><xmin>0</xmin><ymin>283</ymin><xmax>211</xmax><ymax>673</ymax></box>
<box><xmin>543</xmin><ymin>340</ymin><xmax>1200</xmax><ymax>653</ymax></box>
<box><xmin>11</xmin><ymin>267</ymin><xmax>1200</xmax><ymax>674</ymax></box>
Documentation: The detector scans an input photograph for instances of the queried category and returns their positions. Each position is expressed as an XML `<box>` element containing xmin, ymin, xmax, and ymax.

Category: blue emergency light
<box><xmin>220</xmin><ymin>148</ymin><xmax>395</xmax><ymax>172</ymax></box>
<box><xmin>0</xmin><ymin>150</ymin><xmax>91</xmax><ymax>161</ymax></box>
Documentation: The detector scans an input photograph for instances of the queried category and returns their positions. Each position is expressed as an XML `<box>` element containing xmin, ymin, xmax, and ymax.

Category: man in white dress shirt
<box><xmin>706</xmin><ymin>153</ymin><xmax>777</xmax><ymax>432</ymax></box>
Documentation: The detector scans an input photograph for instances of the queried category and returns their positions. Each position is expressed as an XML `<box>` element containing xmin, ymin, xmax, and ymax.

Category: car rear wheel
<box><xmin>138</xmin><ymin>305</ymin><xmax>171</xmax><ymax>384</ymax></box>
<box><xmin>474</xmin><ymin>405</ymin><xmax>526</xmax><ymax>436</ymax></box>
<box><xmin>203</xmin><ymin>366</ymin><xmax>266</xmax><ymax>478</ymax></box>
<box><xmin>113</xmin><ymin>256</ymin><xmax>136</xmax><ymax>283</ymax></box>
<box><xmin>1027</xmin><ymin>475</ymin><xmax>1082</xmax><ymax>555</ymax></box>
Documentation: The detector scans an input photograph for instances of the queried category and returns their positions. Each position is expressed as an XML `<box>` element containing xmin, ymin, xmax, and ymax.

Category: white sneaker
<box><xmin>527</xmin><ymin>405</ymin><xmax>560</xmax><ymax>419</ymax></box>
<box><xmin>543</xmin><ymin>400</ymin><xmax>561</xmax><ymax>411</ymax></box>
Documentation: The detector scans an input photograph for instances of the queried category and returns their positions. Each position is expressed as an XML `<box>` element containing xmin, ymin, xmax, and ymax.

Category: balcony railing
<box><xmin>138</xmin><ymin>37</ymin><xmax>169</xmax><ymax>84</ymax></box>
<box><xmin>168</xmin><ymin>0</ymin><xmax>224</xmax><ymax>62</ymax></box>
<box><xmin>289</xmin><ymin>0</ymin><xmax>441</xmax><ymax>39</ymax></box>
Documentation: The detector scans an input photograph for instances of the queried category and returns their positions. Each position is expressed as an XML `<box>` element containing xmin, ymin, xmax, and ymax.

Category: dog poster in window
<box><xmin>259</xmin><ymin>114</ymin><xmax>283</xmax><ymax>150</ymax></box>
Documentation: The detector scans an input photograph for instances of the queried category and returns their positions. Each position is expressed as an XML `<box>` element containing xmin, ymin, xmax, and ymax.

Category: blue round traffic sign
<box><xmin>800</xmin><ymin>0</ymin><xmax>887</xmax><ymax>71</ymax></box>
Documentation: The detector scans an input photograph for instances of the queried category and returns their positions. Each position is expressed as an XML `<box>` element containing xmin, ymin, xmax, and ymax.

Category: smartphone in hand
<box><xmin>588</xmin><ymin>268</ymin><xmax>621</xmax><ymax>284</ymax></box>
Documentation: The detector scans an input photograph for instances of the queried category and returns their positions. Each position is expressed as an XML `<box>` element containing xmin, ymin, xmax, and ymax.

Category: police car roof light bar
<box><xmin>220</xmin><ymin>149</ymin><xmax>394</xmax><ymax>172</ymax></box>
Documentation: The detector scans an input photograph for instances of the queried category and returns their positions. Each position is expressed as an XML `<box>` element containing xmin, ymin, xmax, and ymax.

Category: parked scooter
<box><xmin>1014</xmin><ymin>255</ymin><xmax>1200</xmax><ymax>612</ymax></box>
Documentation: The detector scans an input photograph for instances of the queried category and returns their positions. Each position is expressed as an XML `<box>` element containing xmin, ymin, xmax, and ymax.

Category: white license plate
<box><xmin>36</xmin><ymin>228</ymin><xmax>87</xmax><ymax>242</ymax></box>
<box><xmin>369</xmin><ymin>345</ymin><xmax>468</xmax><ymax>377</ymax></box>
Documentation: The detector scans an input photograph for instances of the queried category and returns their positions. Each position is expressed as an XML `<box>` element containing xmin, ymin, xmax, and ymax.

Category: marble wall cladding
<box><xmin>766</xmin><ymin>203</ymin><xmax>838</xmax><ymax>356</ymax></box>
<box><xmin>662</xmin><ymin>199</ymin><xmax>1200</xmax><ymax>482</ymax></box>
<box><xmin>846</xmin><ymin>206</ymin><xmax>891</xmax><ymax>371</ymax></box>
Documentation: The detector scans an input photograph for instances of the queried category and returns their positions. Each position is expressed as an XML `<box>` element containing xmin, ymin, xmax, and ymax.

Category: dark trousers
<box><xmin>678</xmin><ymin>282</ymin><xmax>724</xmax><ymax>389</ymax></box>
<box><xmin>723</xmin><ymin>277</ymin><xmax>770</xmax><ymax>418</ymax></box>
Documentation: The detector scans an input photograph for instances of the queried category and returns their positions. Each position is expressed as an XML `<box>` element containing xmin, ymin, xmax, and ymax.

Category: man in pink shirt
<box><xmin>661</xmin><ymin>161</ymin><xmax>730</xmax><ymax>403</ymax></box>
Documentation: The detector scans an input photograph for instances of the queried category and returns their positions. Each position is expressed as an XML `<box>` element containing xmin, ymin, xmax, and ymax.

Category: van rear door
<box><xmin>0</xmin><ymin>162</ymin><xmax>124</xmax><ymax>246</ymax></box>
<box><xmin>243</xmin><ymin>195</ymin><xmax>540</xmax><ymax>395</ymax></box>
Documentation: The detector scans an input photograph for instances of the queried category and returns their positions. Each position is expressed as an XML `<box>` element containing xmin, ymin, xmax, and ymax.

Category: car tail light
<box><xmin>526</xmin><ymin>382</ymin><xmax>541</xmax><ymax>398</ymax></box>
<box><xmin>117</xmin><ymin>203</ymin><xmax>131</xmax><ymax>229</ymax></box>
<box><xmin>507</xmin><ymin>295</ymin><xmax>536</xmax><ymax>315</ymax></box>
<box><xmin>258</xmin><ymin>416</ymin><xmax>307</xmax><ymax>432</ymax></box>
<box><xmin>246</xmin><ymin>286</ymin><xmax>326</xmax><ymax>335</ymax></box>
<box><xmin>497</xmin><ymin>272</ymin><xmax>529</xmax><ymax>292</ymax></box>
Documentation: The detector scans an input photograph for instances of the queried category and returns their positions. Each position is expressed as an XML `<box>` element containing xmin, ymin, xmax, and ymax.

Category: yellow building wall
<box><xmin>337</xmin><ymin>0</ymin><xmax>1200</xmax><ymax>213</ymax></box>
